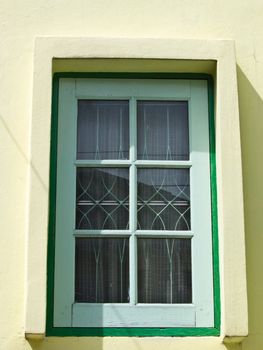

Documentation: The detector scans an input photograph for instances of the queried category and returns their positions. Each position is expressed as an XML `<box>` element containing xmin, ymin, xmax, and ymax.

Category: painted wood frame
<box><xmin>49</xmin><ymin>75</ymin><xmax>218</xmax><ymax>334</ymax></box>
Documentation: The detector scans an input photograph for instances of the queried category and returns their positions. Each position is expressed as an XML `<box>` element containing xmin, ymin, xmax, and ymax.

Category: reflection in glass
<box><xmin>137</xmin><ymin>101</ymin><xmax>189</xmax><ymax>160</ymax></box>
<box><xmin>138</xmin><ymin>238</ymin><xmax>192</xmax><ymax>303</ymax></box>
<box><xmin>75</xmin><ymin>238</ymin><xmax>129</xmax><ymax>303</ymax></box>
<box><xmin>76</xmin><ymin>168</ymin><xmax>129</xmax><ymax>229</ymax></box>
<box><xmin>137</xmin><ymin>169</ymin><xmax>190</xmax><ymax>230</ymax></box>
<box><xmin>77</xmin><ymin>100</ymin><xmax>129</xmax><ymax>160</ymax></box>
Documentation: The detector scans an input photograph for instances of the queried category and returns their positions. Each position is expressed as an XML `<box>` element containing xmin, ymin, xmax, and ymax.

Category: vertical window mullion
<box><xmin>129</xmin><ymin>97</ymin><xmax>137</xmax><ymax>163</ymax></box>
<box><xmin>129</xmin><ymin>97</ymin><xmax>137</xmax><ymax>305</ymax></box>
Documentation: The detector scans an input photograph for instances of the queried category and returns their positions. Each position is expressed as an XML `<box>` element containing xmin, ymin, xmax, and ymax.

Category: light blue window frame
<box><xmin>48</xmin><ymin>74</ymin><xmax>220</xmax><ymax>336</ymax></box>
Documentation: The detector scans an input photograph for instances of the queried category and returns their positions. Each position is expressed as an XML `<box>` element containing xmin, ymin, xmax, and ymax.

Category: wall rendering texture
<box><xmin>0</xmin><ymin>1</ymin><xmax>262</xmax><ymax>349</ymax></box>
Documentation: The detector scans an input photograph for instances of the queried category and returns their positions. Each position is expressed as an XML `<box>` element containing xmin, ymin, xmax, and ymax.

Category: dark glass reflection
<box><xmin>138</xmin><ymin>238</ymin><xmax>192</xmax><ymax>303</ymax></box>
<box><xmin>77</xmin><ymin>100</ymin><xmax>129</xmax><ymax>160</ymax></box>
<box><xmin>76</xmin><ymin>168</ymin><xmax>129</xmax><ymax>230</ymax></box>
<box><xmin>137</xmin><ymin>168</ymin><xmax>190</xmax><ymax>230</ymax></box>
<box><xmin>75</xmin><ymin>238</ymin><xmax>129</xmax><ymax>303</ymax></box>
<box><xmin>137</xmin><ymin>101</ymin><xmax>189</xmax><ymax>160</ymax></box>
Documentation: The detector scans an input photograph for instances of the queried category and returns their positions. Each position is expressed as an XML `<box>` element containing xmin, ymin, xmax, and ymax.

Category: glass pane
<box><xmin>77</xmin><ymin>100</ymin><xmax>129</xmax><ymax>160</ymax></box>
<box><xmin>138</xmin><ymin>238</ymin><xmax>192</xmax><ymax>303</ymax></box>
<box><xmin>76</xmin><ymin>168</ymin><xmax>129</xmax><ymax>229</ymax></box>
<box><xmin>137</xmin><ymin>169</ymin><xmax>190</xmax><ymax>230</ymax></box>
<box><xmin>137</xmin><ymin>101</ymin><xmax>189</xmax><ymax>160</ymax></box>
<box><xmin>75</xmin><ymin>238</ymin><xmax>129</xmax><ymax>303</ymax></box>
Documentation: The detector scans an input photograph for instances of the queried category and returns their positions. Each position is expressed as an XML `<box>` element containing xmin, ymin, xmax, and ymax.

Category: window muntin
<box><xmin>53</xmin><ymin>78</ymin><xmax>214</xmax><ymax>328</ymax></box>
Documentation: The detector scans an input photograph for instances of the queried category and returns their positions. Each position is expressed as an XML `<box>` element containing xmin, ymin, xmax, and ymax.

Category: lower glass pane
<box><xmin>138</xmin><ymin>238</ymin><xmax>192</xmax><ymax>303</ymax></box>
<box><xmin>75</xmin><ymin>238</ymin><xmax>129</xmax><ymax>303</ymax></box>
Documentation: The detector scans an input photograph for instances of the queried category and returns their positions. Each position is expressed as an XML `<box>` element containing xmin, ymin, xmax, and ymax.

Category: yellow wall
<box><xmin>0</xmin><ymin>1</ymin><xmax>262</xmax><ymax>349</ymax></box>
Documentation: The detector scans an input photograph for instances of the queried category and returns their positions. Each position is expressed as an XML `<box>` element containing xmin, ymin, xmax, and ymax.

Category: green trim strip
<box><xmin>207</xmin><ymin>77</ymin><xmax>221</xmax><ymax>330</ymax></box>
<box><xmin>53</xmin><ymin>72</ymin><xmax>213</xmax><ymax>80</ymax></box>
<box><xmin>46</xmin><ymin>327</ymin><xmax>219</xmax><ymax>337</ymax></box>
<box><xmin>46</xmin><ymin>74</ymin><xmax>59</xmax><ymax>334</ymax></box>
<box><xmin>46</xmin><ymin>72</ymin><xmax>220</xmax><ymax>337</ymax></box>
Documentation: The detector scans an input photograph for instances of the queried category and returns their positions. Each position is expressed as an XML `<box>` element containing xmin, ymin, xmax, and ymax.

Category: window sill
<box><xmin>25</xmin><ymin>333</ymin><xmax>247</xmax><ymax>347</ymax></box>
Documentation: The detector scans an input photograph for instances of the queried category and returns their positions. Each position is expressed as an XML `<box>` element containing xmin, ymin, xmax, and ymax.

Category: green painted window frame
<box><xmin>46</xmin><ymin>73</ymin><xmax>220</xmax><ymax>337</ymax></box>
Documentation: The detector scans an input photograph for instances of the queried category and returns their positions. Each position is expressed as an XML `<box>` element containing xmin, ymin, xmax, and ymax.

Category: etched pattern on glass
<box><xmin>137</xmin><ymin>169</ymin><xmax>190</xmax><ymax>230</ymax></box>
<box><xmin>137</xmin><ymin>101</ymin><xmax>189</xmax><ymax>160</ymax></box>
<box><xmin>77</xmin><ymin>100</ymin><xmax>129</xmax><ymax>160</ymax></box>
<box><xmin>76</xmin><ymin>168</ymin><xmax>129</xmax><ymax>229</ymax></box>
<box><xmin>138</xmin><ymin>238</ymin><xmax>192</xmax><ymax>303</ymax></box>
<box><xmin>75</xmin><ymin>238</ymin><xmax>129</xmax><ymax>303</ymax></box>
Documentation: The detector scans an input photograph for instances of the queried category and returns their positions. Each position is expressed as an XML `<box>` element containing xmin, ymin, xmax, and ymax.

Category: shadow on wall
<box><xmin>28</xmin><ymin>338</ymin><xmax>103</xmax><ymax>350</ymax></box>
<box><xmin>237</xmin><ymin>66</ymin><xmax>263</xmax><ymax>350</ymax></box>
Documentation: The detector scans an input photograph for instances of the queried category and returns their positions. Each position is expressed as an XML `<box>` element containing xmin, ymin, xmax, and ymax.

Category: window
<box><xmin>49</xmin><ymin>76</ymin><xmax>218</xmax><ymax>334</ymax></box>
<box><xmin>26</xmin><ymin>38</ymin><xmax>247</xmax><ymax>340</ymax></box>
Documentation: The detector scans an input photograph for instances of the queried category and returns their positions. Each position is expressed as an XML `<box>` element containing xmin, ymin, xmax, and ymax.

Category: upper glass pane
<box><xmin>137</xmin><ymin>168</ymin><xmax>190</xmax><ymax>230</ymax></box>
<box><xmin>77</xmin><ymin>100</ymin><xmax>129</xmax><ymax>160</ymax></box>
<box><xmin>137</xmin><ymin>101</ymin><xmax>189</xmax><ymax>160</ymax></box>
<box><xmin>76</xmin><ymin>168</ymin><xmax>129</xmax><ymax>230</ymax></box>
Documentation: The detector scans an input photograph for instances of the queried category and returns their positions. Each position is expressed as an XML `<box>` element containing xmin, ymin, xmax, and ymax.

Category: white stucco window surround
<box><xmin>25</xmin><ymin>37</ymin><xmax>247</xmax><ymax>344</ymax></box>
